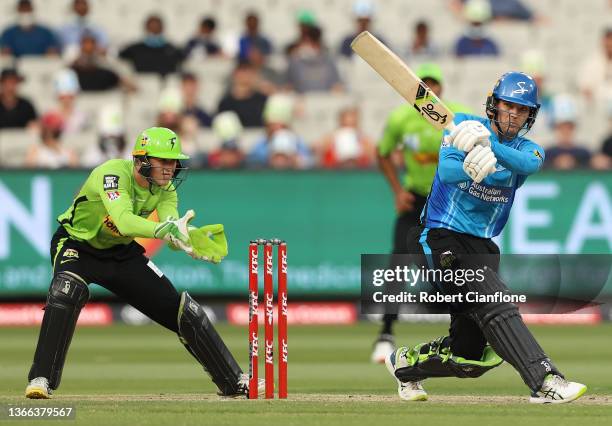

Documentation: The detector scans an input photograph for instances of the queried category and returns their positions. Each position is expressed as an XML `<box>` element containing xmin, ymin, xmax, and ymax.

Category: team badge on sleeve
<box><xmin>534</xmin><ymin>150</ymin><xmax>543</xmax><ymax>161</ymax></box>
<box><xmin>107</xmin><ymin>191</ymin><xmax>121</xmax><ymax>201</ymax></box>
<box><xmin>103</xmin><ymin>174</ymin><xmax>119</xmax><ymax>190</ymax></box>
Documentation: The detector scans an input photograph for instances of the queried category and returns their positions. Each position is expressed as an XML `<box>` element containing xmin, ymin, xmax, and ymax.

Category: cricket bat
<box><xmin>351</xmin><ymin>31</ymin><xmax>455</xmax><ymax>132</ymax></box>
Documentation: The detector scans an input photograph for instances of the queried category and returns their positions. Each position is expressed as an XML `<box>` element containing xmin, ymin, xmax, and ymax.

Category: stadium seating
<box><xmin>0</xmin><ymin>130</ymin><xmax>37</xmax><ymax>167</ymax></box>
<box><xmin>0</xmin><ymin>0</ymin><xmax>609</xmax><ymax>166</ymax></box>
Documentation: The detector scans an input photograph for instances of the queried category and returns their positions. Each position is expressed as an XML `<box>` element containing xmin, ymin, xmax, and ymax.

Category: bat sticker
<box><xmin>413</xmin><ymin>83</ymin><xmax>448</xmax><ymax>124</ymax></box>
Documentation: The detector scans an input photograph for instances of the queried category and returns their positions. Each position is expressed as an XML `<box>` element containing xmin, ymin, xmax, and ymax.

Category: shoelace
<box><xmin>546</xmin><ymin>375</ymin><xmax>568</xmax><ymax>390</ymax></box>
<box><xmin>401</xmin><ymin>381</ymin><xmax>424</xmax><ymax>391</ymax></box>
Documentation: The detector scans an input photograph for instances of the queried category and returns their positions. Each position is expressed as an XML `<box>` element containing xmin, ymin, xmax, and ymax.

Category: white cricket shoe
<box><xmin>371</xmin><ymin>334</ymin><xmax>396</xmax><ymax>364</ymax></box>
<box><xmin>529</xmin><ymin>374</ymin><xmax>587</xmax><ymax>404</ymax></box>
<box><xmin>224</xmin><ymin>374</ymin><xmax>265</xmax><ymax>398</ymax></box>
<box><xmin>385</xmin><ymin>347</ymin><xmax>428</xmax><ymax>401</ymax></box>
<box><xmin>25</xmin><ymin>377</ymin><xmax>52</xmax><ymax>399</ymax></box>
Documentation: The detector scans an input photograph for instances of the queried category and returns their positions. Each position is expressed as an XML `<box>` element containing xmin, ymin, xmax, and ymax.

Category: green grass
<box><xmin>0</xmin><ymin>323</ymin><xmax>610</xmax><ymax>425</ymax></box>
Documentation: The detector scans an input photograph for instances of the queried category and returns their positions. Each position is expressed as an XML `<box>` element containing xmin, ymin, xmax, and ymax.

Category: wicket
<box><xmin>248</xmin><ymin>238</ymin><xmax>288</xmax><ymax>399</ymax></box>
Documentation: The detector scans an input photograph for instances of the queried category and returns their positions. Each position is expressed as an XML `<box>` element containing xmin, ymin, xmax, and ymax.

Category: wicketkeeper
<box><xmin>26</xmin><ymin>127</ymin><xmax>261</xmax><ymax>399</ymax></box>
<box><xmin>385</xmin><ymin>72</ymin><xmax>587</xmax><ymax>404</ymax></box>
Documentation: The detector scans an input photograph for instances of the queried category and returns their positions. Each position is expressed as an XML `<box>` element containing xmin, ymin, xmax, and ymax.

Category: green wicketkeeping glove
<box><xmin>188</xmin><ymin>224</ymin><xmax>228</xmax><ymax>264</ymax></box>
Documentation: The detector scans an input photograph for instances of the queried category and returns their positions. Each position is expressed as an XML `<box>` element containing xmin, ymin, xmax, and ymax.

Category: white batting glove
<box><xmin>446</xmin><ymin>120</ymin><xmax>491</xmax><ymax>152</ymax></box>
<box><xmin>463</xmin><ymin>145</ymin><xmax>497</xmax><ymax>183</ymax></box>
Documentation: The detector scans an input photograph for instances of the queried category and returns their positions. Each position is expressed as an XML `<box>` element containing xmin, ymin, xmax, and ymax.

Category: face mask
<box><xmin>298</xmin><ymin>45</ymin><xmax>318</xmax><ymax>59</ymax></box>
<box><xmin>144</xmin><ymin>34</ymin><xmax>166</xmax><ymax>48</ymax></box>
<box><xmin>76</xmin><ymin>14</ymin><xmax>89</xmax><ymax>25</ymax></box>
<box><xmin>18</xmin><ymin>12</ymin><xmax>34</xmax><ymax>28</ymax></box>
<box><xmin>466</xmin><ymin>25</ymin><xmax>485</xmax><ymax>39</ymax></box>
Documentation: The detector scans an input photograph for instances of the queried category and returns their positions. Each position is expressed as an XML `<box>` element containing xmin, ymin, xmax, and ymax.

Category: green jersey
<box><xmin>57</xmin><ymin>159</ymin><xmax>178</xmax><ymax>249</ymax></box>
<box><xmin>378</xmin><ymin>102</ymin><xmax>471</xmax><ymax>196</ymax></box>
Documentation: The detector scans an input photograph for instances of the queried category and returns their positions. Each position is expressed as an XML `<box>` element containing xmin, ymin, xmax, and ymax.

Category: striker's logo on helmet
<box><xmin>140</xmin><ymin>135</ymin><xmax>149</xmax><ymax>147</ymax></box>
<box><xmin>512</xmin><ymin>81</ymin><xmax>528</xmax><ymax>95</ymax></box>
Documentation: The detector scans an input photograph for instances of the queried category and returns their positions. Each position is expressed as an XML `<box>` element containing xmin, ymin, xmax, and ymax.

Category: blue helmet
<box><xmin>486</xmin><ymin>71</ymin><xmax>540</xmax><ymax>137</ymax></box>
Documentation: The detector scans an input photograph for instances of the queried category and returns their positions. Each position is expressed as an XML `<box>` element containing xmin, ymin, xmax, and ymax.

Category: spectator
<box><xmin>208</xmin><ymin>140</ymin><xmax>244</xmax><ymax>169</ymax></box>
<box><xmin>520</xmin><ymin>50</ymin><xmax>554</xmax><ymax>142</ymax></box>
<box><xmin>488</xmin><ymin>0</ymin><xmax>535</xmax><ymax>21</ymax></box>
<box><xmin>247</xmin><ymin>94</ymin><xmax>313</xmax><ymax>168</ymax></box>
<box><xmin>591</xmin><ymin>133</ymin><xmax>612</xmax><ymax>170</ymax></box>
<box><xmin>178</xmin><ymin>114</ymin><xmax>206</xmax><ymax>168</ymax></box>
<box><xmin>248</xmin><ymin>44</ymin><xmax>286</xmax><ymax>94</ymax></box>
<box><xmin>545</xmin><ymin>95</ymin><xmax>591</xmax><ymax>170</ymax></box>
<box><xmin>180</xmin><ymin>72</ymin><xmax>212</xmax><ymax>127</ymax></box>
<box><xmin>207</xmin><ymin>111</ymin><xmax>245</xmax><ymax>169</ymax></box>
<box><xmin>267</xmin><ymin>129</ymin><xmax>301</xmax><ymax>169</ymax></box>
<box><xmin>48</xmin><ymin>69</ymin><xmax>90</xmax><ymax>135</ymax></box>
<box><xmin>238</xmin><ymin>12</ymin><xmax>273</xmax><ymax>61</ymax></box>
<box><xmin>71</xmin><ymin>33</ymin><xmax>123</xmax><ymax>92</ymax></box>
<box><xmin>82</xmin><ymin>104</ymin><xmax>129</xmax><ymax>167</ymax></box>
<box><xmin>217</xmin><ymin>61</ymin><xmax>268</xmax><ymax>128</ymax></box>
<box><xmin>454</xmin><ymin>0</ymin><xmax>499</xmax><ymax>57</ymax></box>
<box><xmin>577</xmin><ymin>28</ymin><xmax>612</xmax><ymax>105</ymax></box>
<box><xmin>339</xmin><ymin>0</ymin><xmax>387</xmax><ymax>58</ymax></box>
<box><xmin>184</xmin><ymin>16</ymin><xmax>223</xmax><ymax>59</ymax></box>
<box><xmin>591</xmin><ymin>102</ymin><xmax>612</xmax><ymax>170</ymax></box>
<box><xmin>24</xmin><ymin>112</ymin><xmax>78</xmax><ymax>168</ymax></box>
<box><xmin>58</xmin><ymin>0</ymin><xmax>109</xmax><ymax>60</ymax></box>
<box><xmin>451</xmin><ymin>0</ymin><xmax>537</xmax><ymax>22</ymax></box>
<box><xmin>0</xmin><ymin>0</ymin><xmax>60</xmax><ymax>58</ymax></box>
<box><xmin>285</xmin><ymin>9</ymin><xmax>317</xmax><ymax>56</ymax></box>
<box><xmin>287</xmin><ymin>26</ymin><xmax>343</xmax><ymax>93</ymax></box>
<box><xmin>119</xmin><ymin>15</ymin><xmax>184</xmax><ymax>76</ymax></box>
<box><xmin>316</xmin><ymin>107</ymin><xmax>374</xmax><ymax>168</ymax></box>
<box><xmin>156</xmin><ymin>86</ymin><xmax>183</xmax><ymax>132</ymax></box>
<box><xmin>406</xmin><ymin>20</ymin><xmax>440</xmax><ymax>61</ymax></box>
<box><xmin>0</xmin><ymin>68</ymin><xmax>37</xmax><ymax>129</ymax></box>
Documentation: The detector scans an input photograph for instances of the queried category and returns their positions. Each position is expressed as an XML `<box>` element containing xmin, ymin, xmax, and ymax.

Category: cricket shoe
<box><xmin>25</xmin><ymin>377</ymin><xmax>52</xmax><ymax>399</ymax></box>
<box><xmin>221</xmin><ymin>374</ymin><xmax>265</xmax><ymax>398</ymax></box>
<box><xmin>371</xmin><ymin>333</ymin><xmax>396</xmax><ymax>364</ymax></box>
<box><xmin>529</xmin><ymin>374</ymin><xmax>587</xmax><ymax>404</ymax></box>
<box><xmin>385</xmin><ymin>347</ymin><xmax>428</xmax><ymax>401</ymax></box>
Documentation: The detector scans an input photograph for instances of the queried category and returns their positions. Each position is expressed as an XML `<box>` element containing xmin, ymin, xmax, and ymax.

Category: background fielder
<box><xmin>372</xmin><ymin>63</ymin><xmax>471</xmax><ymax>363</ymax></box>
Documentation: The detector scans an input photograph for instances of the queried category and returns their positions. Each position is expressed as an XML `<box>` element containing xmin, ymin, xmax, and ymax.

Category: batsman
<box><xmin>25</xmin><ymin>127</ymin><xmax>261</xmax><ymax>399</ymax></box>
<box><xmin>385</xmin><ymin>72</ymin><xmax>587</xmax><ymax>404</ymax></box>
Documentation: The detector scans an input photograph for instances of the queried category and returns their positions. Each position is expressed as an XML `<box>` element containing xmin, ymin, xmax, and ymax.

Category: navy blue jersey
<box><xmin>421</xmin><ymin>113</ymin><xmax>545</xmax><ymax>238</ymax></box>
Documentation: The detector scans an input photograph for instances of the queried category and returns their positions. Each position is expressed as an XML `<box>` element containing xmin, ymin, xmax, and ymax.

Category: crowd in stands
<box><xmin>0</xmin><ymin>0</ymin><xmax>610</xmax><ymax>171</ymax></box>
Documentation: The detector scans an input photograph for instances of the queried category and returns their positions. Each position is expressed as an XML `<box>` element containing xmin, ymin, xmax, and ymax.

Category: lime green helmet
<box><xmin>132</xmin><ymin>127</ymin><xmax>189</xmax><ymax>160</ymax></box>
<box><xmin>416</xmin><ymin>63</ymin><xmax>444</xmax><ymax>85</ymax></box>
<box><xmin>133</xmin><ymin>127</ymin><xmax>189</xmax><ymax>191</ymax></box>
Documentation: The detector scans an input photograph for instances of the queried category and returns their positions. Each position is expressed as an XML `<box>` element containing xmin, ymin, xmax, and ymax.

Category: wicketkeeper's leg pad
<box><xmin>28</xmin><ymin>272</ymin><xmax>89</xmax><ymax>390</ymax></box>
<box><xmin>177</xmin><ymin>291</ymin><xmax>243</xmax><ymax>395</ymax></box>
<box><xmin>394</xmin><ymin>336</ymin><xmax>503</xmax><ymax>382</ymax></box>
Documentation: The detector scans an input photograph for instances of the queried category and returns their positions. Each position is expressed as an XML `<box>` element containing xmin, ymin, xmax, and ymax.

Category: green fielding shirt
<box><xmin>57</xmin><ymin>159</ymin><xmax>179</xmax><ymax>249</ymax></box>
<box><xmin>378</xmin><ymin>102</ymin><xmax>471</xmax><ymax>196</ymax></box>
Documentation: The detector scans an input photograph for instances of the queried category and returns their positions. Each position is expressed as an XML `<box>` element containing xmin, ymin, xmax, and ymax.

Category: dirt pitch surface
<box><xmin>58</xmin><ymin>393</ymin><xmax>611</xmax><ymax>405</ymax></box>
